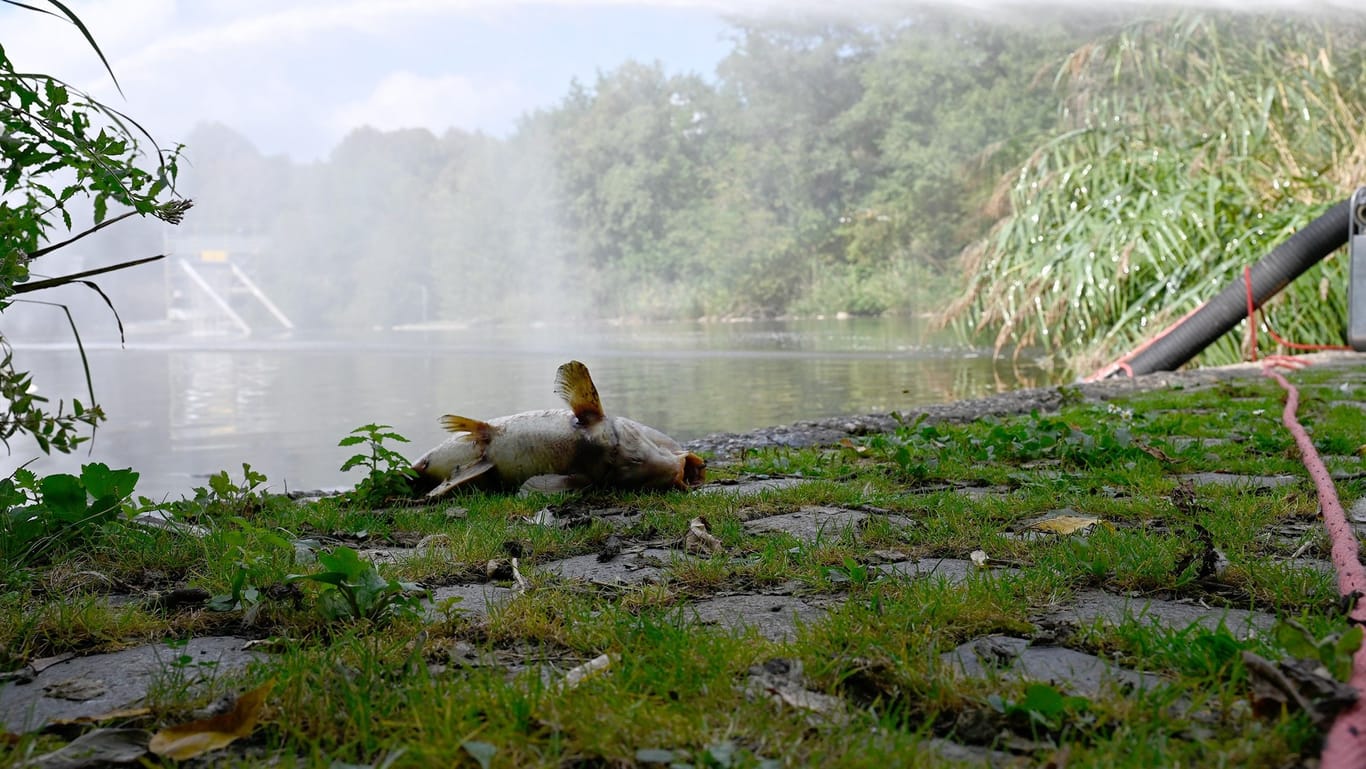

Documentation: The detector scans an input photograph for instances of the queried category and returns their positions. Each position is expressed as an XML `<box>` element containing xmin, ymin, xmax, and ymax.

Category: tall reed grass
<box><xmin>945</xmin><ymin>13</ymin><xmax>1366</xmax><ymax>374</ymax></box>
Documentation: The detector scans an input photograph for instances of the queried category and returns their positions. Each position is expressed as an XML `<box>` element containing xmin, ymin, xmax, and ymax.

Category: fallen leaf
<box><xmin>522</xmin><ymin>508</ymin><xmax>559</xmax><ymax>527</ymax></box>
<box><xmin>1242</xmin><ymin>651</ymin><xmax>1357</xmax><ymax>726</ymax></box>
<box><xmin>49</xmin><ymin>706</ymin><xmax>152</xmax><ymax>727</ymax></box>
<box><xmin>22</xmin><ymin>727</ymin><xmax>149</xmax><ymax>769</ymax></box>
<box><xmin>559</xmin><ymin>654</ymin><xmax>613</xmax><ymax>691</ymax></box>
<box><xmin>43</xmin><ymin>677</ymin><xmax>108</xmax><ymax>702</ymax></box>
<box><xmin>685</xmin><ymin>517</ymin><xmax>724</xmax><ymax>555</ymax></box>
<box><xmin>461</xmin><ymin>740</ymin><xmax>497</xmax><ymax>769</ymax></box>
<box><xmin>148</xmin><ymin>679</ymin><xmax>274</xmax><ymax>760</ymax></box>
<box><xmin>1027</xmin><ymin>515</ymin><xmax>1101</xmax><ymax>536</ymax></box>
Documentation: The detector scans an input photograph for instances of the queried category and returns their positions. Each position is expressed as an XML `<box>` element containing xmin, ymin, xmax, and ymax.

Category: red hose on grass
<box><xmin>1262</xmin><ymin>363</ymin><xmax>1366</xmax><ymax>767</ymax></box>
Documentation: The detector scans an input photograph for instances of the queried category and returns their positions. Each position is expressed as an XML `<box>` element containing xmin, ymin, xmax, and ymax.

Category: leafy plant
<box><xmin>1</xmin><ymin>2</ymin><xmax>190</xmax><ymax>452</ymax></box>
<box><xmin>1274</xmin><ymin>620</ymin><xmax>1363</xmax><ymax>682</ymax></box>
<box><xmin>141</xmin><ymin>463</ymin><xmax>269</xmax><ymax>523</ymax></box>
<box><xmin>286</xmin><ymin>546</ymin><xmax>426</xmax><ymax>624</ymax></box>
<box><xmin>989</xmin><ymin>683</ymin><xmax>1093</xmax><ymax>737</ymax></box>
<box><xmin>339</xmin><ymin>424</ymin><xmax>415</xmax><ymax>507</ymax></box>
<box><xmin>207</xmin><ymin>518</ymin><xmax>294</xmax><ymax>612</ymax></box>
<box><xmin>1</xmin><ymin>462</ymin><xmax>139</xmax><ymax>569</ymax></box>
<box><xmin>825</xmin><ymin>556</ymin><xmax>875</xmax><ymax>589</ymax></box>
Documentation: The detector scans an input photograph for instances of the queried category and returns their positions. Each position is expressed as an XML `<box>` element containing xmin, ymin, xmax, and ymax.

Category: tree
<box><xmin>1</xmin><ymin>2</ymin><xmax>189</xmax><ymax>452</ymax></box>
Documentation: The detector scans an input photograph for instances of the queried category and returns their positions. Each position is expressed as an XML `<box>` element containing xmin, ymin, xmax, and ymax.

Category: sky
<box><xmin>1</xmin><ymin>1</ymin><xmax>765</xmax><ymax>161</ymax></box>
<box><xmin>3</xmin><ymin>0</ymin><xmax>1360</xmax><ymax>162</ymax></box>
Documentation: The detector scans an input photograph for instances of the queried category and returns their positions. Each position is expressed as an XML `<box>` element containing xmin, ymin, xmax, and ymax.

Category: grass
<box><xmin>2</xmin><ymin>363</ymin><xmax>1365</xmax><ymax>767</ymax></box>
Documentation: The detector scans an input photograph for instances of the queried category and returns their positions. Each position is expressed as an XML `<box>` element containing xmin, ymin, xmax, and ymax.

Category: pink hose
<box><xmin>1262</xmin><ymin>364</ymin><xmax>1366</xmax><ymax>766</ymax></box>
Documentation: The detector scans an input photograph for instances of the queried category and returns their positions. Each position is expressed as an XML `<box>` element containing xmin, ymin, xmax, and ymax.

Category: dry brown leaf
<box><xmin>149</xmin><ymin>679</ymin><xmax>274</xmax><ymax>760</ymax></box>
<box><xmin>684</xmin><ymin>517</ymin><xmax>724</xmax><ymax>555</ymax></box>
<box><xmin>51</xmin><ymin>706</ymin><xmax>152</xmax><ymax>727</ymax></box>
<box><xmin>1028</xmin><ymin>515</ymin><xmax>1101</xmax><ymax>536</ymax></box>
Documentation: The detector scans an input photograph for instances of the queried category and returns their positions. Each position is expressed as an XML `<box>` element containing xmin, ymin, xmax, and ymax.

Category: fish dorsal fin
<box><xmin>554</xmin><ymin>360</ymin><xmax>604</xmax><ymax>425</ymax></box>
<box><xmin>440</xmin><ymin>415</ymin><xmax>494</xmax><ymax>443</ymax></box>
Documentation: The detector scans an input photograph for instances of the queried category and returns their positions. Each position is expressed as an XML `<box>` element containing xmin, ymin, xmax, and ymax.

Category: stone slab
<box><xmin>0</xmin><ymin>636</ymin><xmax>262</xmax><ymax>734</ymax></box>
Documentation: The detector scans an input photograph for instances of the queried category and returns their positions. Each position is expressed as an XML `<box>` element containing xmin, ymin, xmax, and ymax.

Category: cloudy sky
<box><xmin>4</xmin><ymin>0</ymin><xmax>1357</xmax><ymax>163</ymax></box>
<box><xmin>2</xmin><ymin>1</ymin><xmax>765</xmax><ymax>161</ymax></box>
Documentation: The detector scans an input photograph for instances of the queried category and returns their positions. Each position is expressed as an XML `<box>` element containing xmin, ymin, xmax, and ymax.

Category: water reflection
<box><xmin>6</xmin><ymin>318</ymin><xmax>1049</xmax><ymax>500</ymax></box>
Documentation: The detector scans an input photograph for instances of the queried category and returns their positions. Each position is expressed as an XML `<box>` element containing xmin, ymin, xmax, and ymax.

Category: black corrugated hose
<box><xmin>1097</xmin><ymin>196</ymin><xmax>1353</xmax><ymax>378</ymax></box>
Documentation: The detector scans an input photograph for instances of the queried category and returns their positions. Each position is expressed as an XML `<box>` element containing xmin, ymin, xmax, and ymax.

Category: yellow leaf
<box><xmin>149</xmin><ymin>679</ymin><xmax>274</xmax><ymax>760</ymax></box>
<box><xmin>1029</xmin><ymin>515</ymin><xmax>1101</xmax><ymax>535</ymax></box>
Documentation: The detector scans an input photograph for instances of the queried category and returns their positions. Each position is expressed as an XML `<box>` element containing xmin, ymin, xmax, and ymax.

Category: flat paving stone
<box><xmin>941</xmin><ymin>635</ymin><xmax>1164</xmax><ymax>697</ymax></box>
<box><xmin>686</xmin><ymin>594</ymin><xmax>825</xmax><ymax>642</ymax></box>
<box><xmin>0</xmin><ymin>636</ymin><xmax>262</xmax><ymax>733</ymax></box>
<box><xmin>537</xmin><ymin>548</ymin><xmax>680</xmax><ymax>584</ymax></box>
<box><xmin>743</xmin><ymin>506</ymin><xmax>914</xmax><ymax>541</ymax></box>
<box><xmin>696</xmin><ymin>477</ymin><xmax>809</xmax><ymax>497</ymax></box>
<box><xmin>956</xmin><ymin>485</ymin><xmax>1013</xmax><ymax>501</ymax></box>
<box><xmin>1174</xmin><ymin>472</ymin><xmax>1300</xmax><ymax>489</ymax></box>
<box><xmin>427</xmin><ymin>584</ymin><xmax>516</xmax><ymax>618</ymax></box>
<box><xmin>1045</xmin><ymin>589</ymin><xmax>1277</xmax><ymax>639</ymax></box>
<box><xmin>875</xmin><ymin>558</ymin><xmax>1016</xmax><ymax>584</ymax></box>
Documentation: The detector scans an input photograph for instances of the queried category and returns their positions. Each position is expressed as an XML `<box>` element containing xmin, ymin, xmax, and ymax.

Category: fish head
<box><xmin>410</xmin><ymin>433</ymin><xmax>482</xmax><ymax>494</ymax></box>
<box><xmin>606</xmin><ymin>418</ymin><xmax>706</xmax><ymax>491</ymax></box>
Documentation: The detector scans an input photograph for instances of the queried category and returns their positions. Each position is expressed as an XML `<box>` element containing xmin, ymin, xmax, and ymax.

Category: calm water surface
<box><xmin>7</xmin><ymin>318</ymin><xmax>1051</xmax><ymax>500</ymax></box>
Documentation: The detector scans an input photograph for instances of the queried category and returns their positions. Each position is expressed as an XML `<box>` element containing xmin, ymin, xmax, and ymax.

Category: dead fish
<box><xmin>412</xmin><ymin>361</ymin><xmax>705</xmax><ymax>496</ymax></box>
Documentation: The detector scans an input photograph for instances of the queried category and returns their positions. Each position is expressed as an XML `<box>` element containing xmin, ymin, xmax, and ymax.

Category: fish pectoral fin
<box><xmin>424</xmin><ymin>458</ymin><xmax>496</xmax><ymax>498</ymax></box>
<box><xmin>681</xmin><ymin>453</ymin><xmax>706</xmax><ymax>489</ymax></box>
<box><xmin>440</xmin><ymin>415</ymin><xmax>494</xmax><ymax>442</ymax></box>
<box><xmin>519</xmin><ymin>474</ymin><xmax>590</xmax><ymax>494</ymax></box>
<box><xmin>554</xmin><ymin>361</ymin><xmax>605</xmax><ymax>425</ymax></box>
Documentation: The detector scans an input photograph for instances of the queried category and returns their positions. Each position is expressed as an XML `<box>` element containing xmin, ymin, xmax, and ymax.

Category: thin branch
<box><xmin>25</xmin><ymin>210</ymin><xmax>140</xmax><ymax>260</ymax></box>
<box><xmin>13</xmin><ymin>254</ymin><xmax>165</xmax><ymax>293</ymax></box>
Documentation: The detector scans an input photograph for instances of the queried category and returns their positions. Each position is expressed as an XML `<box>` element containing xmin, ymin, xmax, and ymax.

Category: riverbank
<box><xmin>2</xmin><ymin>352</ymin><xmax>1364</xmax><ymax>767</ymax></box>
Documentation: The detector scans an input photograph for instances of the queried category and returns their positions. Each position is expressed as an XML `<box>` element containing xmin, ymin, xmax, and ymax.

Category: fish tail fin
<box><xmin>554</xmin><ymin>360</ymin><xmax>605</xmax><ymax>425</ymax></box>
<box><xmin>440</xmin><ymin>415</ymin><xmax>494</xmax><ymax>443</ymax></box>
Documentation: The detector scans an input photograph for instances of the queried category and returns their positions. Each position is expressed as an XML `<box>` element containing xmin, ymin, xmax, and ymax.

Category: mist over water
<box><xmin>5</xmin><ymin>318</ymin><xmax>1047</xmax><ymax>501</ymax></box>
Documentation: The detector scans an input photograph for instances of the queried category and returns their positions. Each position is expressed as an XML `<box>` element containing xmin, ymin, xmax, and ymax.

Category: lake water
<box><xmin>5</xmin><ymin>317</ymin><xmax>1051</xmax><ymax>500</ymax></box>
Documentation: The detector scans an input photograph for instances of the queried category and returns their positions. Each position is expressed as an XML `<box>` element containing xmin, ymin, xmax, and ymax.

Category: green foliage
<box><xmin>862</xmin><ymin>409</ymin><xmax>1157</xmax><ymax>482</ymax></box>
<box><xmin>286</xmin><ymin>545</ymin><xmax>427</xmax><ymax>624</ymax></box>
<box><xmin>944</xmin><ymin>13</ymin><xmax>1366</xmax><ymax>373</ymax></box>
<box><xmin>339</xmin><ymin>424</ymin><xmax>415</xmax><ymax>507</ymax></box>
<box><xmin>0</xmin><ymin>462</ymin><xmax>139</xmax><ymax>569</ymax></box>
<box><xmin>139</xmin><ymin>463</ymin><xmax>268</xmax><ymax>522</ymax></box>
<box><xmin>1</xmin><ymin>4</ymin><xmax>189</xmax><ymax>452</ymax></box>
<box><xmin>177</xmin><ymin>10</ymin><xmax>1100</xmax><ymax>324</ymax></box>
<box><xmin>988</xmin><ymin>683</ymin><xmax>1093</xmax><ymax>737</ymax></box>
<box><xmin>1274</xmin><ymin>619</ymin><xmax>1363</xmax><ymax>682</ymax></box>
<box><xmin>206</xmin><ymin>517</ymin><xmax>294</xmax><ymax>612</ymax></box>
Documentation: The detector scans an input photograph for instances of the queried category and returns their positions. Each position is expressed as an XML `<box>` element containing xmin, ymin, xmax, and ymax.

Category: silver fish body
<box><xmin>412</xmin><ymin>362</ymin><xmax>704</xmax><ymax>496</ymax></box>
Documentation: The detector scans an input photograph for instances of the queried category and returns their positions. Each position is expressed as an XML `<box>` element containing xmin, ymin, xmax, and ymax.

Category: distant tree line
<box><xmin>173</xmin><ymin>9</ymin><xmax>1366</xmax><ymax>371</ymax></box>
<box><xmin>177</xmin><ymin>10</ymin><xmax>1100</xmax><ymax>326</ymax></box>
